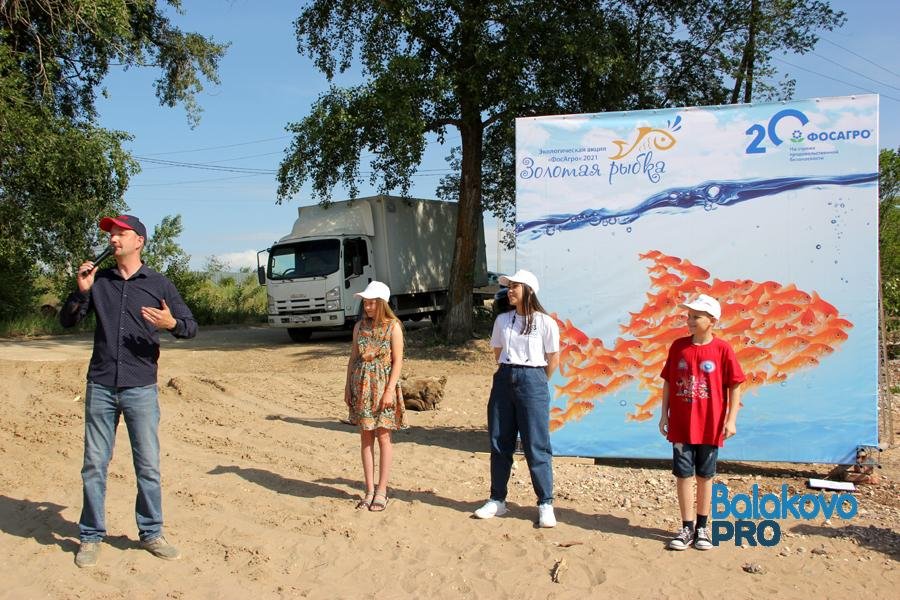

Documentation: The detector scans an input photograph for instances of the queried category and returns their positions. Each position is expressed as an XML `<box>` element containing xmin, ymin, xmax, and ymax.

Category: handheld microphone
<box><xmin>80</xmin><ymin>245</ymin><xmax>114</xmax><ymax>276</ymax></box>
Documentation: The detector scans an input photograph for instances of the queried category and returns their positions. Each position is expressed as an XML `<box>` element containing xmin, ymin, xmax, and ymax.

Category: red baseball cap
<box><xmin>99</xmin><ymin>214</ymin><xmax>147</xmax><ymax>238</ymax></box>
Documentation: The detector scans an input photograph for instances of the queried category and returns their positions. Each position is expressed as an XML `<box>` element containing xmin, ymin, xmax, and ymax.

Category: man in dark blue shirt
<box><xmin>61</xmin><ymin>214</ymin><xmax>197</xmax><ymax>568</ymax></box>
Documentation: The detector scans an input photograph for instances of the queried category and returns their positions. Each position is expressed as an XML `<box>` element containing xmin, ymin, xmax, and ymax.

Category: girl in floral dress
<box><xmin>344</xmin><ymin>281</ymin><xmax>406</xmax><ymax>511</ymax></box>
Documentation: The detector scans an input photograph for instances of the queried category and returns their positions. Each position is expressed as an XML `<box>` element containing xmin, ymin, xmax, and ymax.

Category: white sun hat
<box><xmin>680</xmin><ymin>293</ymin><xmax>721</xmax><ymax>320</ymax></box>
<box><xmin>499</xmin><ymin>269</ymin><xmax>540</xmax><ymax>294</ymax></box>
<box><xmin>355</xmin><ymin>281</ymin><xmax>390</xmax><ymax>301</ymax></box>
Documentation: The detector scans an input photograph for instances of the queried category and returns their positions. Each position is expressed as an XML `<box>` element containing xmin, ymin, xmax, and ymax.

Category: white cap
<box><xmin>355</xmin><ymin>281</ymin><xmax>390</xmax><ymax>301</ymax></box>
<box><xmin>680</xmin><ymin>293</ymin><xmax>721</xmax><ymax>320</ymax></box>
<box><xmin>499</xmin><ymin>269</ymin><xmax>540</xmax><ymax>294</ymax></box>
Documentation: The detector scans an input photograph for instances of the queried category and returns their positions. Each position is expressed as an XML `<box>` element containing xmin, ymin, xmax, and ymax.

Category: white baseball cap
<box><xmin>355</xmin><ymin>281</ymin><xmax>390</xmax><ymax>301</ymax></box>
<box><xmin>499</xmin><ymin>269</ymin><xmax>540</xmax><ymax>294</ymax></box>
<box><xmin>680</xmin><ymin>293</ymin><xmax>721</xmax><ymax>320</ymax></box>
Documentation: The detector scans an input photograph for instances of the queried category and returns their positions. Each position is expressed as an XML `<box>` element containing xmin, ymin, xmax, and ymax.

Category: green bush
<box><xmin>182</xmin><ymin>268</ymin><xmax>266</xmax><ymax>326</ymax></box>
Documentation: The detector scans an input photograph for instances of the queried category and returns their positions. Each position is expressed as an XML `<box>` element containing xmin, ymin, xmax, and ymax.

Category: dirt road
<box><xmin>1</xmin><ymin>325</ymin><xmax>897</xmax><ymax>599</ymax></box>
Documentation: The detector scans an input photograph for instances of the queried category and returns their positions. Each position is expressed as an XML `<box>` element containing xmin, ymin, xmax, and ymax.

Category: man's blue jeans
<box><xmin>80</xmin><ymin>382</ymin><xmax>162</xmax><ymax>542</ymax></box>
<box><xmin>487</xmin><ymin>364</ymin><xmax>554</xmax><ymax>505</ymax></box>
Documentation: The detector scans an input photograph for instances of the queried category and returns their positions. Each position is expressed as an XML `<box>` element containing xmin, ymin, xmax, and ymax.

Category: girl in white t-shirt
<box><xmin>473</xmin><ymin>270</ymin><xmax>560</xmax><ymax>527</ymax></box>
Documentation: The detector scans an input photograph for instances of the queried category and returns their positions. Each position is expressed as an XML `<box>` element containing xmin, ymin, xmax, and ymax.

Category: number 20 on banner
<box><xmin>745</xmin><ymin>109</ymin><xmax>809</xmax><ymax>154</ymax></box>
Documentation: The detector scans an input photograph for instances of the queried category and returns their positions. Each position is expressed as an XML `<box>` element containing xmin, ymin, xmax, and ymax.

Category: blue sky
<box><xmin>95</xmin><ymin>0</ymin><xmax>900</xmax><ymax>273</ymax></box>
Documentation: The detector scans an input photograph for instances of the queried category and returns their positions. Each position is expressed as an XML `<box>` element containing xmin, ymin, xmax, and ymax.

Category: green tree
<box><xmin>278</xmin><ymin>0</ymin><xmax>844</xmax><ymax>343</ymax></box>
<box><xmin>142</xmin><ymin>213</ymin><xmax>205</xmax><ymax>309</ymax></box>
<box><xmin>719</xmin><ymin>0</ymin><xmax>845</xmax><ymax>102</ymax></box>
<box><xmin>880</xmin><ymin>148</ymin><xmax>900</xmax><ymax>317</ymax></box>
<box><xmin>0</xmin><ymin>1</ymin><xmax>227</xmax><ymax>318</ymax></box>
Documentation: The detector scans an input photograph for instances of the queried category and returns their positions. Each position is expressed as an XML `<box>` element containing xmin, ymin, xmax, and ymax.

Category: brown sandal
<box><xmin>356</xmin><ymin>492</ymin><xmax>375</xmax><ymax>510</ymax></box>
<box><xmin>369</xmin><ymin>493</ymin><xmax>388</xmax><ymax>512</ymax></box>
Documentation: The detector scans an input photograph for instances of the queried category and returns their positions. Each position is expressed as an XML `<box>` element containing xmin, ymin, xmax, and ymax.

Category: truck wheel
<box><xmin>287</xmin><ymin>328</ymin><xmax>313</xmax><ymax>343</ymax></box>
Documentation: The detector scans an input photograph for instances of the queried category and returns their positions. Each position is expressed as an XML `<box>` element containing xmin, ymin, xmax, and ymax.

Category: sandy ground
<box><xmin>0</xmin><ymin>325</ymin><xmax>898</xmax><ymax>599</ymax></box>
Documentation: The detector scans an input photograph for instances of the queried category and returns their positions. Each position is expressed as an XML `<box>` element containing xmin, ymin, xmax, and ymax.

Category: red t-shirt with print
<box><xmin>660</xmin><ymin>336</ymin><xmax>746</xmax><ymax>447</ymax></box>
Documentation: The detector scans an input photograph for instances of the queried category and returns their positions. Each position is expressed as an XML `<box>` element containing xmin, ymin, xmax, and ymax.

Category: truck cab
<box><xmin>261</xmin><ymin>235</ymin><xmax>374</xmax><ymax>341</ymax></box>
<box><xmin>258</xmin><ymin>195</ymin><xmax>486</xmax><ymax>342</ymax></box>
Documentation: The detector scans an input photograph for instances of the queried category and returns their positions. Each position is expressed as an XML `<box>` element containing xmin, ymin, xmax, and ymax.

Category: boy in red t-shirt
<box><xmin>658</xmin><ymin>294</ymin><xmax>745</xmax><ymax>551</ymax></box>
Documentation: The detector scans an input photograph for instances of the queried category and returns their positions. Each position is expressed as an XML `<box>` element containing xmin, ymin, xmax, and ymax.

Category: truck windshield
<box><xmin>268</xmin><ymin>239</ymin><xmax>340</xmax><ymax>280</ymax></box>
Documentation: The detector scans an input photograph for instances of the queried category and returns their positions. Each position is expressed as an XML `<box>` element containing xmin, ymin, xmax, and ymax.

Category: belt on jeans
<box><xmin>499</xmin><ymin>363</ymin><xmax>544</xmax><ymax>369</ymax></box>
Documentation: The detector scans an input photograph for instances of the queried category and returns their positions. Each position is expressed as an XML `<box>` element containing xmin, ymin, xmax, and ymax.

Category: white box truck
<box><xmin>257</xmin><ymin>195</ymin><xmax>488</xmax><ymax>342</ymax></box>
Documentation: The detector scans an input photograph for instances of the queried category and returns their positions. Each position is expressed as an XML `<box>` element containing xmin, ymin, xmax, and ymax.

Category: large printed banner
<box><xmin>515</xmin><ymin>95</ymin><xmax>879</xmax><ymax>464</ymax></box>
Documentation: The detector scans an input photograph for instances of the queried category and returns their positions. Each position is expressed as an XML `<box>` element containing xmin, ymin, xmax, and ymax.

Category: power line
<box><xmin>821</xmin><ymin>37</ymin><xmax>900</xmax><ymax>80</ymax></box>
<box><xmin>774</xmin><ymin>56</ymin><xmax>900</xmax><ymax>103</ymax></box>
<box><xmin>135</xmin><ymin>156</ymin><xmax>276</xmax><ymax>174</ymax></box>
<box><xmin>138</xmin><ymin>151</ymin><xmax>284</xmax><ymax>171</ymax></box>
<box><xmin>131</xmin><ymin>157</ymin><xmax>455</xmax><ymax>186</ymax></box>
<box><xmin>131</xmin><ymin>173</ymin><xmax>270</xmax><ymax>187</ymax></box>
<box><xmin>132</xmin><ymin>132</ymin><xmax>458</xmax><ymax>161</ymax></box>
<box><xmin>136</xmin><ymin>154</ymin><xmax>454</xmax><ymax>174</ymax></box>
<box><xmin>810</xmin><ymin>51</ymin><xmax>900</xmax><ymax>91</ymax></box>
<box><xmin>141</xmin><ymin>136</ymin><xmax>291</xmax><ymax>156</ymax></box>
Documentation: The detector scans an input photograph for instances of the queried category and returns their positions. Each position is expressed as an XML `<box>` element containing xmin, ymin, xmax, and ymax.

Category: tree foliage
<box><xmin>278</xmin><ymin>0</ymin><xmax>844</xmax><ymax>342</ymax></box>
<box><xmin>880</xmin><ymin>148</ymin><xmax>900</xmax><ymax>318</ymax></box>
<box><xmin>712</xmin><ymin>0</ymin><xmax>846</xmax><ymax>103</ymax></box>
<box><xmin>0</xmin><ymin>1</ymin><xmax>226</xmax><ymax>318</ymax></box>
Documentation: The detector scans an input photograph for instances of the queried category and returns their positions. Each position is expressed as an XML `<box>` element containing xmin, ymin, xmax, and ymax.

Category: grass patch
<box><xmin>0</xmin><ymin>313</ymin><xmax>95</xmax><ymax>338</ymax></box>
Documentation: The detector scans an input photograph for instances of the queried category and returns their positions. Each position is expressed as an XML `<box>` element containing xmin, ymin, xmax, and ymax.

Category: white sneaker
<box><xmin>474</xmin><ymin>499</ymin><xmax>508</xmax><ymax>519</ymax></box>
<box><xmin>694</xmin><ymin>527</ymin><xmax>713</xmax><ymax>550</ymax></box>
<box><xmin>538</xmin><ymin>503</ymin><xmax>557</xmax><ymax>528</ymax></box>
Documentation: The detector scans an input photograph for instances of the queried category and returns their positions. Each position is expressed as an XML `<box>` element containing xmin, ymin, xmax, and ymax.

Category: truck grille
<box><xmin>274</xmin><ymin>297</ymin><xmax>326</xmax><ymax>314</ymax></box>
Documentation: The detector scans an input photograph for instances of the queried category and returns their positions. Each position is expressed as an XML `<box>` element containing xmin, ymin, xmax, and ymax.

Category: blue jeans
<box><xmin>487</xmin><ymin>364</ymin><xmax>553</xmax><ymax>505</ymax></box>
<box><xmin>80</xmin><ymin>382</ymin><xmax>162</xmax><ymax>542</ymax></box>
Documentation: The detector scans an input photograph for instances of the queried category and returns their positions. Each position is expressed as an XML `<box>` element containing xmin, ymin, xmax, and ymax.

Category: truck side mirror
<box><xmin>257</xmin><ymin>265</ymin><xmax>266</xmax><ymax>286</ymax></box>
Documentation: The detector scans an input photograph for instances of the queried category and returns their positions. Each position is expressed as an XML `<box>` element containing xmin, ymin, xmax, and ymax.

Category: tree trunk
<box><xmin>743</xmin><ymin>0</ymin><xmax>759</xmax><ymax>104</ymax></box>
<box><xmin>442</xmin><ymin>0</ymin><xmax>485</xmax><ymax>345</ymax></box>
<box><xmin>729</xmin><ymin>49</ymin><xmax>748</xmax><ymax>104</ymax></box>
<box><xmin>443</xmin><ymin>112</ymin><xmax>483</xmax><ymax>344</ymax></box>
<box><xmin>730</xmin><ymin>0</ymin><xmax>760</xmax><ymax>105</ymax></box>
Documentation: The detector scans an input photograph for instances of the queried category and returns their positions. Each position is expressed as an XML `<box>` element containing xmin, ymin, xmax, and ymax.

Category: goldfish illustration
<box><xmin>555</xmin><ymin>377</ymin><xmax>590</xmax><ymax>399</ymax></box>
<box><xmin>720</xmin><ymin>317</ymin><xmax>754</xmax><ymax>336</ymax></box>
<box><xmin>802</xmin><ymin>343</ymin><xmax>835</xmax><ymax>358</ymax></box>
<box><xmin>650</xmin><ymin>273</ymin><xmax>683</xmax><ymax>289</ymax></box>
<box><xmin>810</xmin><ymin>327</ymin><xmax>849</xmax><ymax>345</ymax></box>
<box><xmin>767</xmin><ymin>336</ymin><xmax>810</xmax><ymax>356</ymax></box>
<box><xmin>772</xmin><ymin>355</ymin><xmax>820</xmax><ymax>378</ymax></box>
<box><xmin>735</xmin><ymin>346</ymin><xmax>772</xmax><ymax>369</ymax></box>
<box><xmin>609</xmin><ymin>127</ymin><xmax>677</xmax><ymax>160</ymax></box>
<box><xmin>549</xmin><ymin>250</ymin><xmax>854</xmax><ymax>430</ymax></box>
<box><xmin>563</xmin><ymin>400</ymin><xmax>595</xmax><ymax>421</ymax></box>
<box><xmin>567</xmin><ymin>361</ymin><xmax>615</xmax><ymax>381</ymax></box>
<box><xmin>810</xmin><ymin>292</ymin><xmax>838</xmax><ymax>317</ymax></box>
<box><xmin>767</xmin><ymin>288</ymin><xmax>812</xmax><ymax>304</ymax></box>
<box><xmin>798</xmin><ymin>308</ymin><xmax>817</xmax><ymax>327</ymax></box>
<box><xmin>626</xmin><ymin>410</ymin><xmax>654</xmax><ymax>422</ymax></box>
<box><xmin>673</xmin><ymin>259</ymin><xmax>710</xmax><ymax>281</ymax></box>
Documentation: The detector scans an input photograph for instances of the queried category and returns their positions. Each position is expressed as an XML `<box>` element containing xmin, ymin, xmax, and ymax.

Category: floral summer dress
<box><xmin>348</xmin><ymin>318</ymin><xmax>407</xmax><ymax>431</ymax></box>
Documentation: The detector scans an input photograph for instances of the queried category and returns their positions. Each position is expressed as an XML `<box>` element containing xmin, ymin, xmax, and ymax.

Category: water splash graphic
<box><xmin>517</xmin><ymin>173</ymin><xmax>878</xmax><ymax>240</ymax></box>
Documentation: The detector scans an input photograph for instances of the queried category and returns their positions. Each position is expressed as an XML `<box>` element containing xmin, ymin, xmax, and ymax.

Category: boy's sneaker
<box><xmin>75</xmin><ymin>541</ymin><xmax>100</xmax><ymax>568</ymax></box>
<box><xmin>474</xmin><ymin>499</ymin><xmax>508</xmax><ymax>519</ymax></box>
<box><xmin>538</xmin><ymin>503</ymin><xmax>557</xmax><ymax>528</ymax></box>
<box><xmin>140</xmin><ymin>536</ymin><xmax>181</xmax><ymax>560</ymax></box>
<box><xmin>667</xmin><ymin>526</ymin><xmax>695</xmax><ymax>550</ymax></box>
<box><xmin>694</xmin><ymin>527</ymin><xmax>713</xmax><ymax>550</ymax></box>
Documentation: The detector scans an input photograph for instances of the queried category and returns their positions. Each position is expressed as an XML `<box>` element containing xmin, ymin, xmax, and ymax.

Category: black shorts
<box><xmin>672</xmin><ymin>443</ymin><xmax>718</xmax><ymax>479</ymax></box>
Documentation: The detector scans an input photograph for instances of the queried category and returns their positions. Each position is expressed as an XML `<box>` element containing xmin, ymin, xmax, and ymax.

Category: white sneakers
<box><xmin>474</xmin><ymin>499</ymin><xmax>508</xmax><ymax>519</ymax></box>
<box><xmin>474</xmin><ymin>499</ymin><xmax>557</xmax><ymax>528</ymax></box>
<box><xmin>538</xmin><ymin>503</ymin><xmax>557</xmax><ymax>528</ymax></box>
